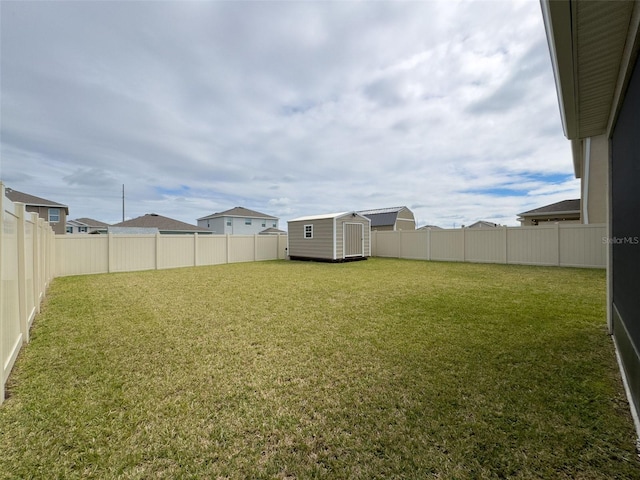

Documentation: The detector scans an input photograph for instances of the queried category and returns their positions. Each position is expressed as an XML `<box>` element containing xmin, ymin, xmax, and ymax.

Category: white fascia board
<box><xmin>540</xmin><ymin>0</ymin><xmax>579</xmax><ymax>140</ymax></box>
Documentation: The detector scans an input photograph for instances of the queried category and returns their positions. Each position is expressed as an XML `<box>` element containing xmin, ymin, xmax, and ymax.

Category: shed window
<box><xmin>48</xmin><ymin>208</ymin><xmax>60</xmax><ymax>223</ymax></box>
<box><xmin>304</xmin><ymin>224</ymin><xmax>313</xmax><ymax>239</ymax></box>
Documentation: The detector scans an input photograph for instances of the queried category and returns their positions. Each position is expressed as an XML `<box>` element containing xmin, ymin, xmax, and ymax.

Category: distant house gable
<box><xmin>112</xmin><ymin>213</ymin><xmax>211</xmax><ymax>235</ymax></box>
<box><xmin>518</xmin><ymin>199</ymin><xmax>581</xmax><ymax>226</ymax></box>
<box><xmin>357</xmin><ymin>206</ymin><xmax>416</xmax><ymax>231</ymax></box>
<box><xmin>197</xmin><ymin>206</ymin><xmax>279</xmax><ymax>235</ymax></box>
<box><xmin>5</xmin><ymin>187</ymin><xmax>69</xmax><ymax>234</ymax></box>
<box><xmin>67</xmin><ymin>217</ymin><xmax>110</xmax><ymax>234</ymax></box>
<box><xmin>467</xmin><ymin>221</ymin><xmax>500</xmax><ymax>229</ymax></box>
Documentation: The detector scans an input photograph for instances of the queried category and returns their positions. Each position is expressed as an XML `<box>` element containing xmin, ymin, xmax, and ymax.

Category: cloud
<box><xmin>0</xmin><ymin>0</ymin><xmax>576</xmax><ymax>228</ymax></box>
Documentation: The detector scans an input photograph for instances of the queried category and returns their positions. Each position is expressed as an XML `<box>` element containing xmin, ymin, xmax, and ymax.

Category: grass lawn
<box><xmin>1</xmin><ymin>258</ymin><xmax>638</xmax><ymax>479</ymax></box>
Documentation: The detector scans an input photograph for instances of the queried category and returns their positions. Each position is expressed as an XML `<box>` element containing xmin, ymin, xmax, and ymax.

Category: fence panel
<box><xmin>197</xmin><ymin>235</ymin><xmax>228</xmax><ymax>266</ymax></box>
<box><xmin>372</xmin><ymin>224</ymin><xmax>606</xmax><ymax>268</ymax></box>
<box><xmin>228</xmin><ymin>235</ymin><xmax>256</xmax><ymax>263</ymax></box>
<box><xmin>110</xmin><ymin>235</ymin><xmax>157</xmax><ymax>272</ymax></box>
<box><xmin>56</xmin><ymin>235</ymin><xmax>109</xmax><ymax>276</ymax></box>
<box><xmin>1</xmin><ymin>184</ymin><xmax>55</xmax><ymax>404</ymax></box>
<box><xmin>465</xmin><ymin>228</ymin><xmax>506</xmax><ymax>264</ymax></box>
<box><xmin>158</xmin><ymin>235</ymin><xmax>196</xmax><ymax>270</ymax></box>
<box><xmin>430</xmin><ymin>229</ymin><xmax>465</xmax><ymax>261</ymax></box>
<box><xmin>559</xmin><ymin>224</ymin><xmax>607</xmax><ymax>268</ymax></box>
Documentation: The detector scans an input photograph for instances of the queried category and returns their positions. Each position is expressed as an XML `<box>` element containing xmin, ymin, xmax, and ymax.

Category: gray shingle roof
<box><xmin>5</xmin><ymin>187</ymin><xmax>69</xmax><ymax>213</ymax></box>
<box><xmin>197</xmin><ymin>206</ymin><xmax>277</xmax><ymax>221</ymax></box>
<box><xmin>74</xmin><ymin>217</ymin><xmax>110</xmax><ymax>227</ymax></box>
<box><xmin>518</xmin><ymin>199</ymin><xmax>580</xmax><ymax>216</ymax></box>
<box><xmin>112</xmin><ymin>213</ymin><xmax>210</xmax><ymax>232</ymax></box>
<box><xmin>357</xmin><ymin>207</ymin><xmax>407</xmax><ymax>227</ymax></box>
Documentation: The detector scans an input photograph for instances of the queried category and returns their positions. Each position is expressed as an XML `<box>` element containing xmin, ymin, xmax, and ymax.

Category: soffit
<box><xmin>573</xmin><ymin>0</ymin><xmax>636</xmax><ymax>138</ymax></box>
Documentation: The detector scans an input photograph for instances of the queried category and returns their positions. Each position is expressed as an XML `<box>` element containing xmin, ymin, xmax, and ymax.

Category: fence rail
<box><xmin>372</xmin><ymin>224</ymin><xmax>607</xmax><ymax>268</ymax></box>
<box><xmin>1</xmin><ymin>184</ymin><xmax>56</xmax><ymax>405</ymax></box>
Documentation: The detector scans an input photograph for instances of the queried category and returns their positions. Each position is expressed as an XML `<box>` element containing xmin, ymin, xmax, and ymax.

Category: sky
<box><xmin>0</xmin><ymin>0</ymin><xmax>578</xmax><ymax>229</ymax></box>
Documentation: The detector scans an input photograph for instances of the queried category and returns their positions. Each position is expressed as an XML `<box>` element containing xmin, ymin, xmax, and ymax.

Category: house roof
<box><xmin>4</xmin><ymin>187</ymin><xmax>69</xmax><ymax>214</ymax></box>
<box><xmin>467</xmin><ymin>221</ymin><xmax>500</xmax><ymax>228</ymax></box>
<box><xmin>518</xmin><ymin>199</ymin><xmax>581</xmax><ymax>217</ymax></box>
<box><xmin>259</xmin><ymin>227</ymin><xmax>287</xmax><ymax>235</ymax></box>
<box><xmin>197</xmin><ymin>206</ymin><xmax>278</xmax><ymax>221</ymax></box>
<box><xmin>73</xmin><ymin>217</ymin><xmax>110</xmax><ymax>227</ymax></box>
<box><xmin>357</xmin><ymin>206</ymin><xmax>408</xmax><ymax>227</ymax></box>
<box><xmin>417</xmin><ymin>225</ymin><xmax>442</xmax><ymax>230</ymax></box>
<box><xmin>112</xmin><ymin>213</ymin><xmax>211</xmax><ymax>232</ymax></box>
<box><xmin>541</xmin><ymin>0</ymin><xmax>639</xmax><ymax>176</ymax></box>
<box><xmin>289</xmin><ymin>211</ymin><xmax>370</xmax><ymax>223</ymax></box>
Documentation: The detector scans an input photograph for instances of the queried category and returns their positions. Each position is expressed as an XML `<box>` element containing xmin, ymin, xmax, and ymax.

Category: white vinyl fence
<box><xmin>372</xmin><ymin>224</ymin><xmax>607</xmax><ymax>268</ymax></box>
<box><xmin>55</xmin><ymin>232</ymin><xmax>289</xmax><ymax>277</ymax></box>
<box><xmin>1</xmin><ymin>184</ymin><xmax>56</xmax><ymax>405</ymax></box>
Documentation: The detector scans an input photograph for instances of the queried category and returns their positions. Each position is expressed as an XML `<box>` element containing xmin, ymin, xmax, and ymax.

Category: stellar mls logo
<box><xmin>602</xmin><ymin>236</ymin><xmax>640</xmax><ymax>245</ymax></box>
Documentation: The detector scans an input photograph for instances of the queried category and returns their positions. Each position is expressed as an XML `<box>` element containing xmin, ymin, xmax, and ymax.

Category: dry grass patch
<box><xmin>0</xmin><ymin>258</ymin><xmax>638</xmax><ymax>479</ymax></box>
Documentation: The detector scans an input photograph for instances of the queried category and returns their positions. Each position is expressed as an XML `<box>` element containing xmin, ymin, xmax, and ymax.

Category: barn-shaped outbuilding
<box><xmin>287</xmin><ymin>212</ymin><xmax>371</xmax><ymax>262</ymax></box>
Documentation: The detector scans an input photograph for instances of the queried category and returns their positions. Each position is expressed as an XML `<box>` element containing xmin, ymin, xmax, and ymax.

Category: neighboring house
<box><xmin>466</xmin><ymin>221</ymin><xmax>501</xmax><ymax>229</ymax></box>
<box><xmin>417</xmin><ymin>225</ymin><xmax>442</xmax><ymax>230</ymax></box>
<box><xmin>542</xmin><ymin>1</ymin><xmax>640</xmax><ymax>429</ymax></box>
<box><xmin>287</xmin><ymin>211</ymin><xmax>371</xmax><ymax>262</ymax></box>
<box><xmin>66</xmin><ymin>217</ymin><xmax>110</xmax><ymax>234</ymax></box>
<box><xmin>357</xmin><ymin>206</ymin><xmax>416</xmax><ymax>231</ymax></box>
<box><xmin>259</xmin><ymin>227</ymin><xmax>287</xmax><ymax>235</ymax></box>
<box><xmin>4</xmin><ymin>187</ymin><xmax>69</xmax><ymax>235</ymax></box>
<box><xmin>517</xmin><ymin>199</ymin><xmax>581</xmax><ymax>226</ymax></box>
<box><xmin>112</xmin><ymin>213</ymin><xmax>212</xmax><ymax>235</ymax></box>
<box><xmin>197</xmin><ymin>207</ymin><xmax>279</xmax><ymax>235</ymax></box>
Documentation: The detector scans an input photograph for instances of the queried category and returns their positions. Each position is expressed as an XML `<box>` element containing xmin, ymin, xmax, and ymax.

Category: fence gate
<box><xmin>343</xmin><ymin>223</ymin><xmax>363</xmax><ymax>258</ymax></box>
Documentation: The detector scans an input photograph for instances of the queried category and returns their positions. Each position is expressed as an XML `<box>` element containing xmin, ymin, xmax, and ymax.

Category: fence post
<box><xmin>194</xmin><ymin>233</ymin><xmax>199</xmax><ymax>267</ymax></box>
<box><xmin>108</xmin><ymin>233</ymin><xmax>114</xmax><ymax>273</ymax></box>
<box><xmin>32</xmin><ymin>214</ymin><xmax>41</xmax><ymax>313</ymax></box>
<box><xmin>254</xmin><ymin>234</ymin><xmax>258</xmax><ymax>261</ymax></box>
<box><xmin>502</xmin><ymin>226</ymin><xmax>508</xmax><ymax>264</ymax></box>
<box><xmin>226</xmin><ymin>234</ymin><xmax>231</xmax><ymax>264</ymax></box>
<box><xmin>426</xmin><ymin>228</ymin><xmax>431</xmax><ymax>261</ymax></box>
<box><xmin>15</xmin><ymin>204</ymin><xmax>29</xmax><ymax>344</ymax></box>
<box><xmin>155</xmin><ymin>233</ymin><xmax>161</xmax><ymax>270</ymax></box>
<box><xmin>462</xmin><ymin>228</ymin><xmax>466</xmax><ymax>262</ymax></box>
<box><xmin>555</xmin><ymin>223</ymin><xmax>561</xmax><ymax>266</ymax></box>
<box><xmin>0</xmin><ymin>183</ymin><xmax>6</xmax><ymax>405</ymax></box>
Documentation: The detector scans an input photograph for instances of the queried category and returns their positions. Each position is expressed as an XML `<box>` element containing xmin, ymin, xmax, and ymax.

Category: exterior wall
<box><xmin>396</xmin><ymin>208</ymin><xmax>416</xmax><ymax>230</ymax></box>
<box><xmin>26</xmin><ymin>205</ymin><xmax>67</xmax><ymax>235</ymax></box>
<box><xmin>288</xmin><ymin>218</ymin><xmax>335</xmax><ymax>260</ymax></box>
<box><xmin>371</xmin><ymin>224</ymin><xmax>606</xmax><ymax>268</ymax></box>
<box><xmin>520</xmin><ymin>216</ymin><xmax>580</xmax><ymax>226</ymax></box>
<box><xmin>199</xmin><ymin>216</ymin><xmax>278</xmax><ymax>235</ymax></box>
<box><xmin>582</xmin><ymin>134</ymin><xmax>609</xmax><ymax>224</ymax></box>
<box><xmin>611</xmin><ymin>51</ymin><xmax>640</xmax><ymax>419</ymax></box>
<box><xmin>372</xmin><ymin>225</ymin><xmax>394</xmax><ymax>232</ymax></box>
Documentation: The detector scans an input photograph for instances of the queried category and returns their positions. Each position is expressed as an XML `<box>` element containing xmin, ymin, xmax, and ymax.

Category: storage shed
<box><xmin>287</xmin><ymin>212</ymin><xmax>371</xmax><ymax>261</ymax></box>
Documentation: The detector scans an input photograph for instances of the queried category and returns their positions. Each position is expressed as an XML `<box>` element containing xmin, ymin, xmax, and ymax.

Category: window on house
<box><xmin>49</xmin><ymin>208</ymin><xmax>60</xmax><ymax>223</ymax></box>
<box><xmin>304</xmin><ymin>224</ymin><xmax>313</xmax><ymax>239</ymax></box>
<box><xmin>226</xmin><ymin>220</ymin><xmax>232</xmax><ymax>226</ymax></box>
<box><xmin>79</xmin><ymin>226</ymin><xmax>88</xmax><ymax>233</ymax></box>
<box><xmin>262</xmin><ymin>221</ymin><xmax>266</xmax><ymax>227</ymax></box>
<box><xmin>272</xmin><ymin>223</ymin><xmax>277</xmax><ymax>228</ymax></box>
<box><xmin>245</xmin><ymin>219</ymin><xmax>252</xmax><ymax>225</ymax></box>
<box><xmin>66</xmin><ymin>226</ymin><xmax>73</xmax><ymax>234</ymax></box>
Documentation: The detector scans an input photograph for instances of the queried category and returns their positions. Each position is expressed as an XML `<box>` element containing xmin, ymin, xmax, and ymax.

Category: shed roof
<box><xmin>5</xmin><ymin>187</ymin><xmax>69</xmax><ymax>214</ymax></box>
<box><xmin>289</xmin><ymin>211</ymin><xmax>370</xmax><ymax>223</ymax></box>
<box><xmin>112</xmin><ymin>213</ymin><xmax>211</xmax><ymax>232</ymax></box>
<box><xmin>357</xmin><ymin>206</ymin><xmax>409</xmax><ymax>227</ymax></box>
<box><xmin>198</xmin><ymin>206</ymin><xmax>277</xmax><ymax>221</ymax></box>
<box><xmin>518</xmin><ymin>199</ymin><xmax>581</xmax><ymax>217</ymax></box>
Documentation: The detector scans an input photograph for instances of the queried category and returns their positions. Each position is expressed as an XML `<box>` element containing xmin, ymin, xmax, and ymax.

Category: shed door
<box><xmin>343</xmin><ymin>223</ymin><xmax>363</xmax><ymax>257</ymax></box>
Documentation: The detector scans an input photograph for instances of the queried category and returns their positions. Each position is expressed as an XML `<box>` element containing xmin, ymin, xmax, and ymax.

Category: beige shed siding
<box><xmin>396</xmin><ymin>208</ymin><xmax>416</xmax><ymax>230</ymax></box>
<box><xmin>288</xmin><ymin>218</ymin><xmax>336</xmax><ymax>259</ymax></box>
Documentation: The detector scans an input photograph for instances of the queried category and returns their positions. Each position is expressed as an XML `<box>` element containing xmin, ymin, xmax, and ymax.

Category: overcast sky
<box><xmin>1</xmin><ymin>0</ymin><xmax>577</xmax><ymax>228</ymax></box>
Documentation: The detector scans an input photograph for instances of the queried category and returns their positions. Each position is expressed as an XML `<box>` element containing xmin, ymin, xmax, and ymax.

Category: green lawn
<box><xmin>1</xmin><ymin>258</ymin><xmax>638</xmax><ymax>479</ymax></box>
